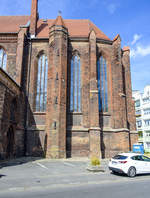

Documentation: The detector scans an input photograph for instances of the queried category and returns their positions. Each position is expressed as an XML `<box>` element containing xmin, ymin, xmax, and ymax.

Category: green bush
<box><xmin>90</xmin><ymin>157</ymin><xmax>100</xmax><ymax>166</ymax></box>
<box><xmin>138</xmin><ymin>131</ymin><xmax>143</xmax><ymax>137</ymax></box>
<box><xmin>144</xmin><ymin>151</ymin><xmax>150</xmax><ymax>154</ymax></box>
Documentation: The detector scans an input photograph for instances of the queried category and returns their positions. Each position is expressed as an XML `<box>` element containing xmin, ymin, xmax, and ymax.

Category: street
<box><xmin>0</xmin><ymin>157</ymin><xmax>150</xmax><ymax>198</ymax></box>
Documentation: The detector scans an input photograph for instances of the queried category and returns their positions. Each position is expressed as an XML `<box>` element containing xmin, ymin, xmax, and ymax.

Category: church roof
<box><xmin>0</xmin><ymin>16</ymin><xmax>30</xmax><ymax>33</ymax></box>
<box><xmin>37</xmin><ymin>19</ymin><xmax>111</xmax><ymax>40</ymax></box>
<box><xmin>0</xmin><ymin>16</ymin><xmax>111</xmax><ymax>41</ymax></box>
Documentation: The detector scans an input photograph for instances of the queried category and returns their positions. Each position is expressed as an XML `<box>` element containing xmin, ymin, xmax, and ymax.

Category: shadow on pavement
<box><xmin>136</xmin><ymin>173</ymin><xmax>150</xmax><ymax>177</ymax></box>
<box><xmin>110</xmin><ymin>172</ymin><xmax>127</xmax><ymax>177</ymax></box>
<box><xmin>0</xmin><ymin>157</ymin><xmax>44</xmax><ymax>168</ymax></box>
<box><xmin>110</xmin><ymin>171</ymin><xmax>150</xmax><ymax>178</ymax></box>
<box><xmin>0</xmin><ymin>174</ymin><xmax>6</xmax><ymax>178</ymax></box>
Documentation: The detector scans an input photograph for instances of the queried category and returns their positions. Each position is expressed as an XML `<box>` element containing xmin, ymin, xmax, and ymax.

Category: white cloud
<box><xmin>131</xmin><ymin>44</ymin><xmax>150</xmax><ymax>58</ymax></box>
<box><xmin>107</xmin><ymin>3</ymin><xmax>117</xmax><ymax>14</ymax></box>
<box><xmin>131</xmin><ymin>34</ymin><xmax>142</xmax><ymax>45</ymax></box>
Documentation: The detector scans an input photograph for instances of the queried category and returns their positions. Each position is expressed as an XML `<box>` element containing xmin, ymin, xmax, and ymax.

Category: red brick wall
<box><xmin>0</xmin><ymin>79</ymin><xmax>24</xmax><ymax>159</ymax></box>
<box><xmin>0</xmin><ymin>28</ymin><xmax>137</xmax><ymax>159</ymax></box>
<box><xmin>0</xmin><ymin>36</ymin><xmax>18</xmax><ymax>81</ymax></box>
<box><xmin>102</xmin><ymin>131</ymin><xmax>130</xmax><ymax>158</ymax></box>
<box><xmin>66</xmin><ymin>131</ymin><xmax>89</xmax><ymax>157</ymax></box>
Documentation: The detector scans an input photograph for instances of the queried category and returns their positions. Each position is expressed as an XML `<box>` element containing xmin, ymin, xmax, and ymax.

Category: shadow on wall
<box><xmin>122</xmin><ymin>64</ymin><xmax>132</xmax><ymax>151</ymax></box>
<box><xmin>0</xmin><ymin>91</ymin><xmax>20</xmax><ymax>160</ymax></box>
<box><xmin>99</xmin><ymin>114</ymin><xmax>105</xmax><ymax>159</ymax></box>
<box><xmin>0</xmin><ymin>89</ymin><xmax>46</xmax><ymax>162</ymax></box>
<box><xmin>25</xmin><ymin>97</ymin><xmax>47</xmax><ymax>158</ymax></box>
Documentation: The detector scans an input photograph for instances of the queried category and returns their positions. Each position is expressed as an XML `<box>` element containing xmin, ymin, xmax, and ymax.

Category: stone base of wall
<box><xmin>26</xmin><ymin>129</ymin><xmax>46</xmax><ymax>157</ymax></box>
<box><xmin>130</xmin><ymin>131</ymin><xmax>138</xmax><ymax>148</ymax></box>
<box><xmin>0</xmin><ymin>129</ymin><xmax>25</xmax><ymax>160</ymax></box>
<box><xmin>14</xmin><ymin>129</ymin><xmax>25</xmax><ymax>157</ymax></box>
<box><xmin>66</xmin><ymin>131</ymin><xmax>89</xmax><ymax>158</ymax></box>
<box><xmin>102</xmin><ymin>130</ymin><xmax>134</xmax><ymax>158</ymax></box>
<box><xmin>25</xmin><ymin>129</ymin><xmax>138</xmax><ymax>159</ymax></box>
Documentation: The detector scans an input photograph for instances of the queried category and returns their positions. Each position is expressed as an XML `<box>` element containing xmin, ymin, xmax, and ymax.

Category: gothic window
<box><xmin>70</xmin><ymin>54</ymin><xmax>81</xmax><ymax>112</ymax></box>
<box><xmin>35</xmin><ymin>54</ymin><xmax>48</xmax><ymax>112</ymax></box>
<box><xmin>97</xmin><ymin>56</ymin><xmax>108</xmax><ymax>112</ymax></box>
<box><xmin>0</xmin><ymin>48</ymin><xmax>7</xmax><ymax>70</ymax></box>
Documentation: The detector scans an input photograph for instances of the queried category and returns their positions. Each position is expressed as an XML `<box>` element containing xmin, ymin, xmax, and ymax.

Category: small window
<box><xmin>144</xmin><ymin>108</ymin><xmax>150</xmax><ymax>115</ymax></box>
<box><xmin>146</xmin><ymin>131</ymin><xmax>150</xmax><ymax>136</ymax></box>
<box><xmin>135</xmin><ymin>100</ymin><xmax>140</xmax><ymax>107</ymax></box>
<box><xmin>144</xmin><ymin>120</ymin><xmax>150</xmax><ymax>126</ymax></box>
<box><xmin>146</xmin><ymin>142</ymin><xmax>150</xmax><ymax>148</ymax></box>
<box><xmin>143</xmin><ymin>97</ymin><xmax>150</xmax><ymax>103</ymax></box>
<box><xmin>0</xmin><ymin>48</ymin><xmax>7</xmax><ymax>70</ymax></box>
<box><xmin>136</xmin><ymin>120</ymin><xmax>142</xmax><ymax>128</ymax></box>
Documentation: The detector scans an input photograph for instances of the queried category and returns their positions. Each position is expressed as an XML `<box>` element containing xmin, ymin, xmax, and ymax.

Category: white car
<box><xmin>109</xmin><ymin>152</ymin><xmax>150</xmax><ymax>177</ymax></box>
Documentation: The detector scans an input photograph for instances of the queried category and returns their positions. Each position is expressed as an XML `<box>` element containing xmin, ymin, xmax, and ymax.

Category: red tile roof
<box><xmin>37</xmin><ymin>19</ymin><xmax>111</xmax><ymax>40</ymax></box>
<box><xmin>0</xmin><ymin>16</ymin><xmax>111</xmax><ymax>41</ymax></box>
<box><xmin>0</xmin><ymin>16</ymin><xmax>30</xmax><ymax>33</ymax></box>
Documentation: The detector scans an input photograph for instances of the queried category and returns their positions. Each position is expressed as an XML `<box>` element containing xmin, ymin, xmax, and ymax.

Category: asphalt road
<box><xmin>0</xmin><ymin>157</ymin><xmax>150</xmax><ymax>198</ymax></box>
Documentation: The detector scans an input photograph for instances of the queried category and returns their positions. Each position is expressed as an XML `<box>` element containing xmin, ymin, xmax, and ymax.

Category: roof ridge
<box><xmin>88</xmin><ymin>20</ymin><xmax>93</xmax><ymax>35</ymax></box>
<box><xmin>89</xmin><ymin>20</ymin><xmax>111</xmax><ymax>41</ymax></box>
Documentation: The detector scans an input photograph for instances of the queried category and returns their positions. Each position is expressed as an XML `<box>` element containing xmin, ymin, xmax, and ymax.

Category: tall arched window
<box><xmin>97</xmin><ymin>56</ymin><xmax>108</xmax><ymax>112</ymax></box>
<box><xmin>0</xmin><ymin>48</ymin><xmax>7</xmax><ymax>70</ymax></box>
<box><xmin>70</xmin><ymin>54</ymin><xmax>81</xmax><ymax>112</ymax></box>
<box><xmin>35</xmin><ymin>54</ymin><xmax>48</xmax><ymax>112</ymax></box>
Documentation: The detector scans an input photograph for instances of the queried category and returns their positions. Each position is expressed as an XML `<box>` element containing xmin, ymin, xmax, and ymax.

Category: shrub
<box><xmin>90</xmin><ymin>157</ymin><xmax>100</xmax><ymax>166</ymax></box>
<box><xmin>138</xmin><ymin>131</ymin><xmax>143</xmax><ymax>137</ymax></box>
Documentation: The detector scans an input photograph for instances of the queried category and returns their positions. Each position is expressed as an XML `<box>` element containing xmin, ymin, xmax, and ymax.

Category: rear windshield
<box><xmin>112</xmin><ymin>155</ymin><xmax>128</xmax><ymax>160</ymax></box>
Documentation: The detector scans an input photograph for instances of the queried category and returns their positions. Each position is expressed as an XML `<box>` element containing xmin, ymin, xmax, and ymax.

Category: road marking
<box><xmin>63</xmin><ymin>162</ymin><xmax>75</xmax><ymax>167</ymax></box>
<box><xmin>36</xmin><ymin>162</ymin><xmax>49</xmax><ymax>170</ymax></box>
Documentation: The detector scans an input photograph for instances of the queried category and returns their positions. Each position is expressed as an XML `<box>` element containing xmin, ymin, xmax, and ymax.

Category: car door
<box><xmin>131</xmin><ymin>155</ymin><xmax>146</xmax><ymax>174</ymax></box>
<box><xmin>141</xmin><ymin>156</ymin><xmax>150</xmax><ymax>173</ymax></box>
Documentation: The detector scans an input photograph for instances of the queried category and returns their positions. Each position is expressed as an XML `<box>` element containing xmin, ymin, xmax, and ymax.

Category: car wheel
<box><xmin>128</xmin><ymin>167</ymin><xmax>136</xmax><ymax>177</ymax></box>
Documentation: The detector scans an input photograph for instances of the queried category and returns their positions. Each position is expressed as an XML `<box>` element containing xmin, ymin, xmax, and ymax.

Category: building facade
<box><xmin>0</xmin><ymin>0</ymin><xmax>138</xmax><ymax>160</ymax></box>
<box><xmin>133</xmin><ymin>85</ymin><xmax>150</xmax><ymax>152</ymax></box>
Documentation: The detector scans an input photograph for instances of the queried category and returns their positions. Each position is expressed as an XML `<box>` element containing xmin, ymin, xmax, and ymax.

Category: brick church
<box><xmin>0</xmin><ymin>0</ymin><xmax>138</xmax><ymax>160</ymax></box>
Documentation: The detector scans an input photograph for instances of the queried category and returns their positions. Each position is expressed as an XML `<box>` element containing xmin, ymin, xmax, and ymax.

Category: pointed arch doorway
<box><xmin>6</xmin><ymin>126</ymin><xmax>14</xmax><ymax>159</ymax></box>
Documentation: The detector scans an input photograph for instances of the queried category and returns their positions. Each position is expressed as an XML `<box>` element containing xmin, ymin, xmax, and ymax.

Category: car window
<box><xmin>142</xmin><ymin>156</ymin><xmax>150</xmax><ymax>162</ymax></box>
<box><xmin>113</xmin><ymin>155</ymin><xmax>128</xmax><ymax>160</ymax></box>
<box><xmin>131</xmin><ymin>155</ymin><xmax>143</xmax><ymax>161</ymax></box>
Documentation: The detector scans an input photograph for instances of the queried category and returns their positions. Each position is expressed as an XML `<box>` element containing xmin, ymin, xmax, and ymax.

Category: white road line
<box><xmin>36</xmin><ymin>162</ymin><xmax>49</xmax><ymax>170</ymax></box>
<box><xmin>63</xmin><ymin>162</ymin><xmax>75</xmax><ymax>167</ymax></box>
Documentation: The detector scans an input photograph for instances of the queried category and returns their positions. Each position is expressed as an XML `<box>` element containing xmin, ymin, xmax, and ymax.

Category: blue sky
<box><xmin>0</xmin><ymin>0</ymin><xmax>150</xmax><ymax>92</ymax></box>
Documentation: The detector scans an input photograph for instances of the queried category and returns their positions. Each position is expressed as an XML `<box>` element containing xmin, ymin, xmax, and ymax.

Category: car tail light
<box><xmin>119</xmin><ymin>161</ymin><xmax>127</xmax><ymax>164</ymax></box>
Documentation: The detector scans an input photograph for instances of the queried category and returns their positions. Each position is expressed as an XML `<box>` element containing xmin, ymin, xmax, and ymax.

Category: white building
<box><xmin>133</xmin><ymin>85</ymin><xmax>150</xmax><ymax>152</ymax></box>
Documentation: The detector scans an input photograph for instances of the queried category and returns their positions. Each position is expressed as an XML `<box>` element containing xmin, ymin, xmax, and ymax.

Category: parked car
<box><xmin>109</xmin><ymin>152</ymin><xmax>150</xmax><ymax>177</ymax></box>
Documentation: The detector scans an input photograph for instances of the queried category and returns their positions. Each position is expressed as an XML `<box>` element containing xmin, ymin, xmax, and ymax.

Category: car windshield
<box><xmin>112</xmin><ymin>155</ymin><xmax>128</xmax><ymax>160</ymax></box>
